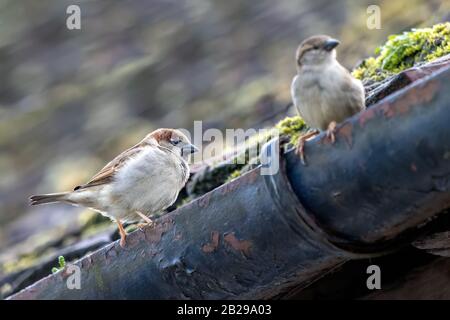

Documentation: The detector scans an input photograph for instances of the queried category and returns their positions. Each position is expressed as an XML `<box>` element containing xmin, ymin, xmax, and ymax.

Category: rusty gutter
<box><xmin>286</xmin><ymin>64</ymin><xmax>450</xmax><ymax>253</ymax></box>
<box><xmin>8</xmin><ymin>65</ymin><xmax>450</xmax><ymax>300</ymax></box>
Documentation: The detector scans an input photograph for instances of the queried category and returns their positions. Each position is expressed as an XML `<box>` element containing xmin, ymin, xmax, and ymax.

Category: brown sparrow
<box><xmin>291</xmin><ymin>35</ymin><xmax>366</xmax><ymax>164</ymax></box>
<box><xmin>30</xmin><ymin>128</ymin><xmax>198</xmax><ymax>247</ymax></box>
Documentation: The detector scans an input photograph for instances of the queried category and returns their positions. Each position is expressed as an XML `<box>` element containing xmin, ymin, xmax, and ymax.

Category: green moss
<box><xmin>186</xmin><ymin>116</ymin><xmax>306</xmax><ymax>195</ymax></box>
<box><xmin>353</xmin><ymin>23</ymin><xmax>450</xmax><ymax>83</ymax></box>
<box><xmin>175</xmin><ymin>196</ymin><xmax>193</xmax><ymax>209</ymax></box>
<box><xmin>0</xmin><ymin>283</ymin><xmax>12</xmax><ymax>298</ymax></box>
<box><xmin>124</xmin><ymin>223</ymin><xmax>139</xmax><ymax>233</ymax></box>
<box><xmin>51</xmin><ymin>255</ymin><xmax>66</xmax><ymax>274</ymax></box>
<box><xmin>275</xmin><ymin>115</ymin><xmax>308</xmax><ymax>145</ymax></box>
<box><xmin>225</xmin><ymin>169</ymin><xmax>244</xmax><ymax>183</ymax></box>
<box><xmin>2</xmin><ymin>253</ymin><xmax>40</xmax><ymax>274</ymax></box>
<box><xmin>220</xmin><ymin>116</ymin><xmax>307</xmax><ymax>182</ymax></box>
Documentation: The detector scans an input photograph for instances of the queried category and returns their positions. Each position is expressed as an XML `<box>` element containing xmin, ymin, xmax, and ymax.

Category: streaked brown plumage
<box><xmin>30</xmin><ymin>128</ymin><xmax>198</xmax><ymax>247</ymax></box>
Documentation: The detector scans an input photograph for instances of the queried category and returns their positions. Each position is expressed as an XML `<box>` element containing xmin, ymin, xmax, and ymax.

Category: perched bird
<box><xmin>291</xmin><ymin>35</ymin><xmax>365</xmax><ymax>164</ymax></box>
<box><xmin>30</xmin><ymin>128</ymin><xmax>198</xmax><ymax>247</ymax></box>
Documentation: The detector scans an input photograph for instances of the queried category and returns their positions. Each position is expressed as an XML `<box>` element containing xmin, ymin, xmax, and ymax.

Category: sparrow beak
<box><xmin>323</xmin><ymin>39</ymin><xmax>340</xmax><ymax>51</ymax></box>
<box><xmin>181</xmin><ymin>144</ymin><xmax>199</xmax><ymax>156</ymax></box>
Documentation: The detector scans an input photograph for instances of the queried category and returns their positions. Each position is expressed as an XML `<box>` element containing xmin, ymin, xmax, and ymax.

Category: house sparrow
<box><xmin>291</xmin><ymin>35</ymin><xmax>365</xmax><ymax>164</ymax></box>
<box><xmin>30</xmin><ymin>128</ymin><xmax>198</xmax><ymax>247</ymax></box>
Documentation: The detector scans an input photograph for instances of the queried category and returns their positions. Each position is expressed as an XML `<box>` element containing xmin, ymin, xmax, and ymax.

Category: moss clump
<box><xmin>275</xmin><ymin>116</ymin><xmax>307</xmax><ymax>145</ymax></box>
<box><xmin>353</xmin><ymin>23</ymin><xmax>450</xmax><ymax>83</ymax></box>
<box><xmin>187</xmin><ymin>116</ymin><xmax>307</xmax><ymax>194</ymax></box>
<box><xmin>227</xmin><ymin>169</ymin><xmax>243</xmax><ymax>182</ymax></box>
<box><xmin>51</xmin><ymin>255</ymin><xmax>66</xmax><ymax>274</ymax></box>
<box><xmin>220</xmin><ymin>116</ymin><xmax>306</xmax><ymax>182</ymax></box>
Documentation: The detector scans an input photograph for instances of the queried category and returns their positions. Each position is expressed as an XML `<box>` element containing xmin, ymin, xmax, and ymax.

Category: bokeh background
<box><xmin>0</xmin><ymin>0</ymin><xmax>449</xmax><ymax>252</ymax></box>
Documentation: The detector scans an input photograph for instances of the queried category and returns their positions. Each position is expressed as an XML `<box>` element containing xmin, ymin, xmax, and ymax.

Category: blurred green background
<box><xmin>0</xmin><ymin>0</ymin><xmax>449</xmax><ymax>251</ymax></box>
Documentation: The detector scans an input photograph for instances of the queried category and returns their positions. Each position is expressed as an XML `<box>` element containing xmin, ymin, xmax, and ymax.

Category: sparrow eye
<box><xmin>170</xmin><ymin>139</ymin><xmax>180</xmax><ymax>146</ymax></box>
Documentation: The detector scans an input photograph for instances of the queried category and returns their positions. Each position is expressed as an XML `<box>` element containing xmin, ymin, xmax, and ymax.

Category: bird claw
<box><xmin>295</xmin><ymin>130</ymin><xmax>319</xmax><ymax>166</ymax></box>
<box><xmin>119</xmin><ymin>236</ymin><xmax>127</xmax><ymax>248</ymax></box>
<box><xmin>295</xmin><ymin>142</ymin><xmax>307</xmax><ymax>166</ymax></box>
<box><xmin>116</xmin><ymin>219</ymin><xmax>127</xmax><ymax>248</ymax></box>
<box><xmin>136</xmin><ymin>211</ymin><xmax>154</xmax><ymax>231</ymax></box>
<box><xmin>137</xmin><ymin>221</ymin><xmax>155</xmax><ymax>231</ymax></box>
<box><xmin>326</xmin><ymin>121</ymin><xmax>337</xmax><ymax>144</ymax></box>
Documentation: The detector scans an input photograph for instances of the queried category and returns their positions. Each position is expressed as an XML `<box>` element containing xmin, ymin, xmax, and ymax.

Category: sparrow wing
<box><xmin>290</xmin><ymin>75</ymin><xmax>311</xmax><ymax>123</ymax></box>
<box><xmin>74</xmin><ymin>143</ymin><xmax>146</xmax><ymax>190</ymax></box>
<box><xmin>340</xmin><ymin>69</ymin><xmax>366</xmax><ymax>113</ymax></box>
<box><xmin>290</xmin><ymin>75</ymin><xmax>300</xmax><ymax>108</ymax></box>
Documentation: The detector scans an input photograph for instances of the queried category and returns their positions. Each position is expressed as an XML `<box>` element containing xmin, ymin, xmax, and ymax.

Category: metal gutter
<box><xmin>286</xmin><ymin>64</ymin><xmax>450</xmax><ymax>253</ymax></box>
<box><xmin>9</xmin><ymin>64</ymin><xmax>450</xmax><ymax>300</ymax></box>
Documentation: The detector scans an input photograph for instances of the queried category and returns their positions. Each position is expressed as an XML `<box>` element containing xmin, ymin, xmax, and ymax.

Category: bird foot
<box><xmin>137</xmin><ymin>222</ymin><xmax>155</xmax><ymax>231</ymax></box>
<box><xmin>116</xmin><ymin>220</ymin><xmax>127</xmax><ymax>248</ymax></box>
<box><xmin>326</xmin><ymin>121</ymin><xmax>337</xmax><ymax>144</ymax></box>
<box><xmin>136</xmin><ymin>211</ymin><xmax>154</xmax><ymax>231</ymax></box>
<box><xmin>295</xmin><ymin>129</ymin><xmax>320</xmax><ymax>166</ymax></box>
<box><xmin>120</xmin><ymin>236</ymin><xmax>127</xmax><ymax>248</ymax></box>
<box><xmin>296</xmin><ymin>140</ymin><xmax>307</xmax><ymax>165</ymax></box>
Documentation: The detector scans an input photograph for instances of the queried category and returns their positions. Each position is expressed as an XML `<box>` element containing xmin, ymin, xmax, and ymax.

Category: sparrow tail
<box><xmin>30</xmin><ymin>192</ymin><xmax>71</xmax><ymax>205</ymax></box>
